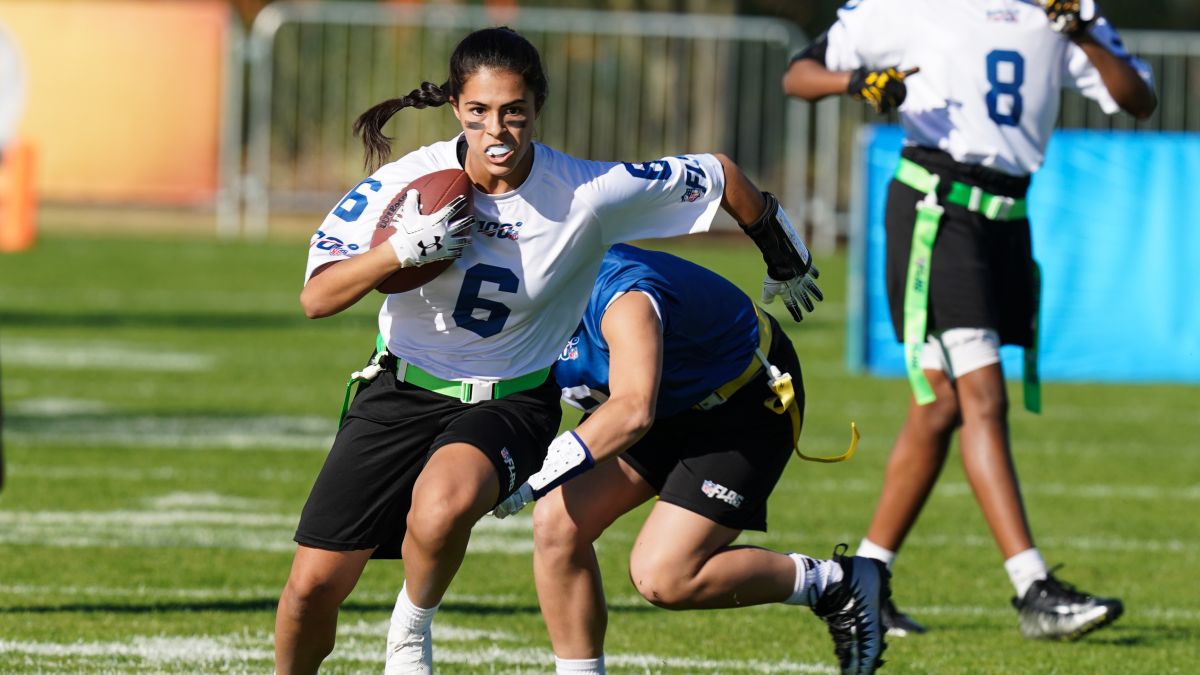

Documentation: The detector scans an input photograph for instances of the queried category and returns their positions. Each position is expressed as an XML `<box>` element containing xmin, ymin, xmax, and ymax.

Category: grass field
<box><xmin>1</xmin><ymin>232</ymin><xmax>1198</xmax><ymax>673</ymax></box>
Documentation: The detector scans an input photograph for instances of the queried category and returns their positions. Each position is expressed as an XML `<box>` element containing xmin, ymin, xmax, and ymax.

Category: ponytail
<box><xmin>352</xmin><ymin>81</ymin><xmax>451</xmax><ymax>171</ymax></box>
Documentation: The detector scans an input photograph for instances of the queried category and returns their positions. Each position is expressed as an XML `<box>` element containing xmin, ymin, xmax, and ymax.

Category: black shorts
<box><xmin>885</xmin><ymin>146</ymin><xmax>1037</xmax><ymax>347</ymax></box>
<box><xmin>294</xmin><ymin>363</ymin><xmax>561</xmax><ymax>559</ymax></box>
<box><xmin>620</xmin><ymin>316</ymin><xmax>802</xmax><ymax>532</ymax></box>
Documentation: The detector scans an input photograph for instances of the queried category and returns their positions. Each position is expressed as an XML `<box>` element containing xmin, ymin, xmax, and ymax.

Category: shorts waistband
<box><xmin>693</xmin><ymin>307</ymin><xmax>773</xmax><ymax>411</ymax></box>
<box><xmin>896</xmin><ymin>157</ymin><xmax>1028</xmax><ymax>222</ymax></box>
<box><xmin>375</xmin><ymin>335</ymin><xmax>550</xmax><ymax>404</ymax></box>
<box><xmin>901</xmin><ymin>146</ymin><xmax>1030</xmax><ymax>198</ymax></box>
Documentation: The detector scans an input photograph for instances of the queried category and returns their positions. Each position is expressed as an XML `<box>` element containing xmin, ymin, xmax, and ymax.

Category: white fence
<box><xmin>224</xmin><ymin>4</ymin><xmax>1200</xmax><ymax>250</ymax></box>
<box><xmin>240</xmin><ymin>2</ymin><xmax>809</xmax><ymax>241</ymax></box>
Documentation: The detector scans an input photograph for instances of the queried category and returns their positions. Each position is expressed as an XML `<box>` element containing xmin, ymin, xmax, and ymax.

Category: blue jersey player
<box><xmin>489</xmin><ymin>244</ymin><xmax>889</xmax><ymax>675</ymax></box>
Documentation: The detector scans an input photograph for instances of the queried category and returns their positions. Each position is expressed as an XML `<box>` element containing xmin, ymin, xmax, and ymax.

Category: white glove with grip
<box><xmin>387</xmin><ymin>190</ymin><xmax>474</xmax><ymax>268</ymax></box>
<box><xmin>491</xmin><ymin>483</ymin><xmax>533</xmax><ymax>519</ymax></box>
<box><xmin>491</xmin><ymin>431</ymin><xmax>594</xmax><ymax>519</ymax></box>
<box><xmin>761</xmin><ymin>265</ymin><xmax>823</xmax><ymax>322</ymax></box>
<box><xmin>740</xmin><ymin>192</ymin><xmax>824</xmax><ymax>322</ymax></box>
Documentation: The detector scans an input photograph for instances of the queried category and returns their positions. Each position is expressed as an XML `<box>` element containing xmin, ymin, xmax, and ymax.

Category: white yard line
<box><xmin>2</xmin><ymin>340</ymin><xmax>216</xmax><ymax>372</ymax></box>
<box><xmin>0</xmin><ymin>505</ymin><xmax>1194</xmax><ymax>556</ymax></box>
<box><xmin>0</xmin><ymin>632</ymin><xmax>837</xmax><ymax>673</ymax></box>
<box><xmin>3</xmin><ymin>581</ymin><xmax>1196</xmax><ymax>625</ymax></box>
<box><xmin>5</xmin><ymin>414</ymin><xmax>335</xmax><ymax>450</ymax></box>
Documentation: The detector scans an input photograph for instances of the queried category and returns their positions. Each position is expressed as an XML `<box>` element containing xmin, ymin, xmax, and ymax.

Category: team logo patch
<box><xmin>559</xmin><ymin>336</ymin><xmax>581</xmax><ymax>361</ymax></box>
<box><xmin>477</xmin><ymin>220</ymin><xmax>523</xmax><ymax>241</ymax></box>
<box><xmin>499</xmin><ymin>448</ymin><xmax>517</xmax><ymax>491</ymax></box>
<box><xmin>679</xmin><ymin>156</ymin><xmax>710</xmax><ymax>201</ymax></box>
<box><xmin>310</xmin><ymin>229</ymin><xmax>360</xmax><ymax>257</ymax></box>
<box><xmin>700</xmin><ymin>479</ymin><xmax>744</xmax><ymax>507</ymax></box>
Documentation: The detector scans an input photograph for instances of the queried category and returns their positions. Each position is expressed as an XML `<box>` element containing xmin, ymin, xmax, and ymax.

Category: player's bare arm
<box><xmin>570</xmin><ymin>292</ymin><xmax>663</xmax><ymax>463</ymax></box>
<box><xmin>713</xmin><ymin>152</ymin><xmax>766</xmax><ymax>223</ymax></box>
<box><xmin>781</xmin><ymin>57</ymin><xmax>852</xmax><ymax>102</ymax></box>
<box><xmin>714</xmin><ymin>153</ymin><xmax>823</xmax><ymax>322</ymax></box>
<box><xmin>1072</xmin><ymin>33</ymin><xmax>1157</xmax><ymax>119</ymax></box>
<box><xmin>300</xmin><ymin>248</ymin><xmax>403</xmax><ymax>319</ymax></box>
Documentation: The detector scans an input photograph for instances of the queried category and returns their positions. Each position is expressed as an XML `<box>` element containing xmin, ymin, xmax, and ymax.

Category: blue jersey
<box><xmin>555</xmin><ymin>244</ymin><xmax>760</xmax><ymax>417</ymax></box>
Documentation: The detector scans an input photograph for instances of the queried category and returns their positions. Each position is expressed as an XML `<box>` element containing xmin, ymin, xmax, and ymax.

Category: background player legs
<box><xmin>864</xmin><ymin>369</ymin><xmax>959</xmax><ymax>552</ymax></box>
<box><xmin>401</xmin><ymin>442</ymin><xmax>503</xmax><ymax>608</ymax></box>
<box><xmin>275</xmin><ymin>547</ymin><xmax>374</xmax><ymax>674</ymax></box>
<box><xmin>534</xmin><ymin>458</ymin><xmax>657</xmax><ymax>659</ymax></box>
<box><xmin>955</xmin><ymin>364</ymin><xmax>1035</xmax><ymax>558</ymax></box>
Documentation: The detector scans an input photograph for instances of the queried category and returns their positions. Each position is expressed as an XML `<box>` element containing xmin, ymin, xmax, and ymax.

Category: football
<box><xmin>371</xmin><ymin>168</ymin><xmax>473</xmax><ymax>294</ymax></box>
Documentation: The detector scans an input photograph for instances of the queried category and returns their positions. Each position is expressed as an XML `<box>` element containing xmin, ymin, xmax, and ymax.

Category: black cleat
<box><xmin>1013</xmin><ymin>571</ymin><xmax>1123</xmax><ymax>641</ymax></box>
<box><xmin>811</xmin><ymin>545</ymin><xmax>891</xmax><ymax>674</ymax></box>
<box><xmin>881</xmin><ymin>598</ymin><xmax>927</xmax><ymax>637</ymax></box>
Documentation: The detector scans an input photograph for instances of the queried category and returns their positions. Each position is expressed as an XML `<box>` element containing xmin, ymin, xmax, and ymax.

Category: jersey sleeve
<box><xmin>590</xmin><ymin>153</ymin><xmax>725</xmax><ymax>246</ymax></box>
<box><xmin>821</xmin><ymin>0</ymin><xmax>908</xmax><ymax>71</ymax></box>
<box><xmin>1062</xmin><ymin>18</ymin><xmax>1154</xmax><ymax>115</ymax></box>
<box><xmin>302</xmin><ymin>159</ymin><xmax>442</xmax><ymax>283</ymax></box>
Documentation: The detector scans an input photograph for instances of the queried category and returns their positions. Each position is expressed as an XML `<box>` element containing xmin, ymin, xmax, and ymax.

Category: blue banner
<box><xmin>853</xmin><ymin>126</ymin><xmax>1200</xmax><ymax>383</ymax></box>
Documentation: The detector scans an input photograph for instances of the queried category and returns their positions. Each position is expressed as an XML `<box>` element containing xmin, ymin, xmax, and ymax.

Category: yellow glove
<box><xmin>848</xmin><ymin>66</ymin><xmax>919</xmax><ymax>114</ymax></box>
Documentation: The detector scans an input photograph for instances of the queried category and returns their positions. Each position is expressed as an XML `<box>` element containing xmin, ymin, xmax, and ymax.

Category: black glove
<box><xmin>1043</xmin><ymin>0</ymin><xmax>1096</xmax><ymax>38</ymax></box>
<box><xmin>848</xmin><ymin>66</ymin><xmax>917</xmax><ymax>114</ymax></box>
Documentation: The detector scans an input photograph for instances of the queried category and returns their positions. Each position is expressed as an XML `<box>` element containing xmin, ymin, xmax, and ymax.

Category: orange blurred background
<box><xmin>2</xmin><ymin>0</ymin><xmax>231</xmax><ymax>206</ymax></box>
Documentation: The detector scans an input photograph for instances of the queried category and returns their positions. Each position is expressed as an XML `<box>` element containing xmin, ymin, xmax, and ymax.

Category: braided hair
<box><xmin>353</xmin><ymin>27</ymin><xmax>549</xmax><ymax>171</ymax></box>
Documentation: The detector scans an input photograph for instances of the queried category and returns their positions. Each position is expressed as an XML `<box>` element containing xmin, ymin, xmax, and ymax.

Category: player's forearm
<box><xmin>714</xmin><ymin>153</ymin><xmax>767</xmax><ymax>225</ymax></box>
<box><xmin>299</xmin><ymin>247</ymin><xmax>398</xmax><ymax>318</ymax></box>
<box><xmin>572</xmin><ymin>395</ymin><xmax>655</xmax><ymax>466</ymax></box>
<box><xmin>1075</xmin><ymin>35</ymin><xmax>1157</xmax><ymax>119</ymax></box>
<box><xmin>782</xmin><ymin>58</ymin><xmax>852</xmax><ymax>102</ymax></box>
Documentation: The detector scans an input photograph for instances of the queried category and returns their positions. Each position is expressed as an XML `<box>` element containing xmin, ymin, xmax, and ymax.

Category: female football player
<box><xmin>485</xmin><ymin>244</ymin><xmax>889</xmax><ymax>675</ymax></box>
<box><xmin>274</xmin><ymin>27</ymin><xmax>821</xmax><ymax>675</ymax></box>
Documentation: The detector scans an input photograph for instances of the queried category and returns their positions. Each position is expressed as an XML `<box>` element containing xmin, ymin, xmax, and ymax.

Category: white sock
<box><xmin>555</xmin><ymin>655</ymin><xmax>605</xmax><ymax>674</ymax></box>
<box><xmin>783</xmin><ymin>553</ymin><xmax>844</xmax><ymax>606</ymax></box>
<box><xmin>1004</xmin><ymin>548</ymin><xmax>1049</xmax><ymax>598</ymax></box>
<box><xmin>391</xmin><ymin>582</ymin><xmax>440</xmax><ymax>635</ymax></box>
<box><xmin>856</xmin><ymin>538</ymin><xmax>896</xmax><ymax>570</ymax></box>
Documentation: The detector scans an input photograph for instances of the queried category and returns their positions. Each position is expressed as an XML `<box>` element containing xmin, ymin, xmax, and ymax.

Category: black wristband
<box><xmin>740</xmin><ymin>192</ymin><xmax>807</xmax><ymax>281</ymax></box>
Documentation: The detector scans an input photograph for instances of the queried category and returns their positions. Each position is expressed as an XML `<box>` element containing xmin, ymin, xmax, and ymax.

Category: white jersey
<box><xmin>305</xmin><ymin>136</ymin><xmax>725</xmax><ymax>380</ymax></box>
<box><xmin>822</xmin><ymin>0</ymin><xmax>1153</xmax><ymax>176</ymax></box>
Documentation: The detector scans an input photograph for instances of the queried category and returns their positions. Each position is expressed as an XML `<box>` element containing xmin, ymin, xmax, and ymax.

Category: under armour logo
<box><xmin>417</xmin><ymin>236</ymin><xmax>443</xmax><ymax>256</ymax></box>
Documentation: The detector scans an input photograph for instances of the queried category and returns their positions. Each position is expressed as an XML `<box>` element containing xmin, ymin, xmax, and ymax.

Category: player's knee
<box><xmin>407</xmin><ymin>482</ymin><xmax>479</xmax><ymax>549</ymax></box>
<box><xmin>916</xmin><ymin>387</ymin><xmax>961</xmax><ymax>432</ymax></box>
<box><xmin>628</xmin><ymin>556</ymin><xmax>694</xmax><ymax>609</ymax></box>
<box><xmin>960</xmin><ymin>380</ymin><xmax>1009</xmax><ymax>423</ymax></box>
<box><xmin>281</xmin><ymin>573</ymin><xmax>347</xmax><ymax>621</ymax></box>
<box><xmin>532</xmin><ymin>496</ymin><xmax>591</xmax><ymax>555</ymax></box>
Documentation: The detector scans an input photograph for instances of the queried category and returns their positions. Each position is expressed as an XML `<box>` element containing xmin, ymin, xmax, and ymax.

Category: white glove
<box><xmin>491</xmin><ymin>431</ymin><xmax>594</xmax><ymax>520</ymax></box>
<box><xmin>491</xmin><ymin>482</ymin><xmax>533</xmax><ymax>519</ymax></box>
<box><xmin>761</xmin><ymin>265</ymin><xmax>823</xmax><ymax>322</ymax></box>
<box><xmin>387</xmin><ymin>190</ymin><xmax>474</xmax><ymax>268</ymax></box>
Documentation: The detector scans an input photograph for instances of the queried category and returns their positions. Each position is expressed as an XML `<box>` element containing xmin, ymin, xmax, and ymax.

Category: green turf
<box><xmin>1</xmin><ymin>232</ymin><xmax>1197</xmax><ymax>673</ymax></box>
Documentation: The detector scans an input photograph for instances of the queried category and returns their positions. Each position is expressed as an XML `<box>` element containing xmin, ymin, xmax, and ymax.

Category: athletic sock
<box><xmin>391</xmin><ymin>581</ymin><xmax>440</xmax><ymax>635</ymax></box>
<box><xmin>856</xmin><ymin>538</ymin><xmax>897</xmax><ymax>570</ymax></box>
<box><xmin>555</xmin><ymin>655</ymin><xmax>605</xmax><ymax>674</ymax></box>
<box><xmin>1004</xmin><ymin>547</ymin><xmax>1049</xmax><ymax>598</ymax></box>
<box><xmin>783</xmin><ymin>553</ymin><xmax>844</xmax><ymax>606</ymax></box>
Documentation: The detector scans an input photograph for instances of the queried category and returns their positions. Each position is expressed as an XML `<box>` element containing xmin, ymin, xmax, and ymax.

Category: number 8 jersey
<box><xmin>814</xmin><ymin>0</ymin><xmax>1152</xmax><ymax>176</ymax></box>
<box><xmin>305</xmin><ymin>136</ymin><xmax>725</xmax><ymax>380</ymax></box>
